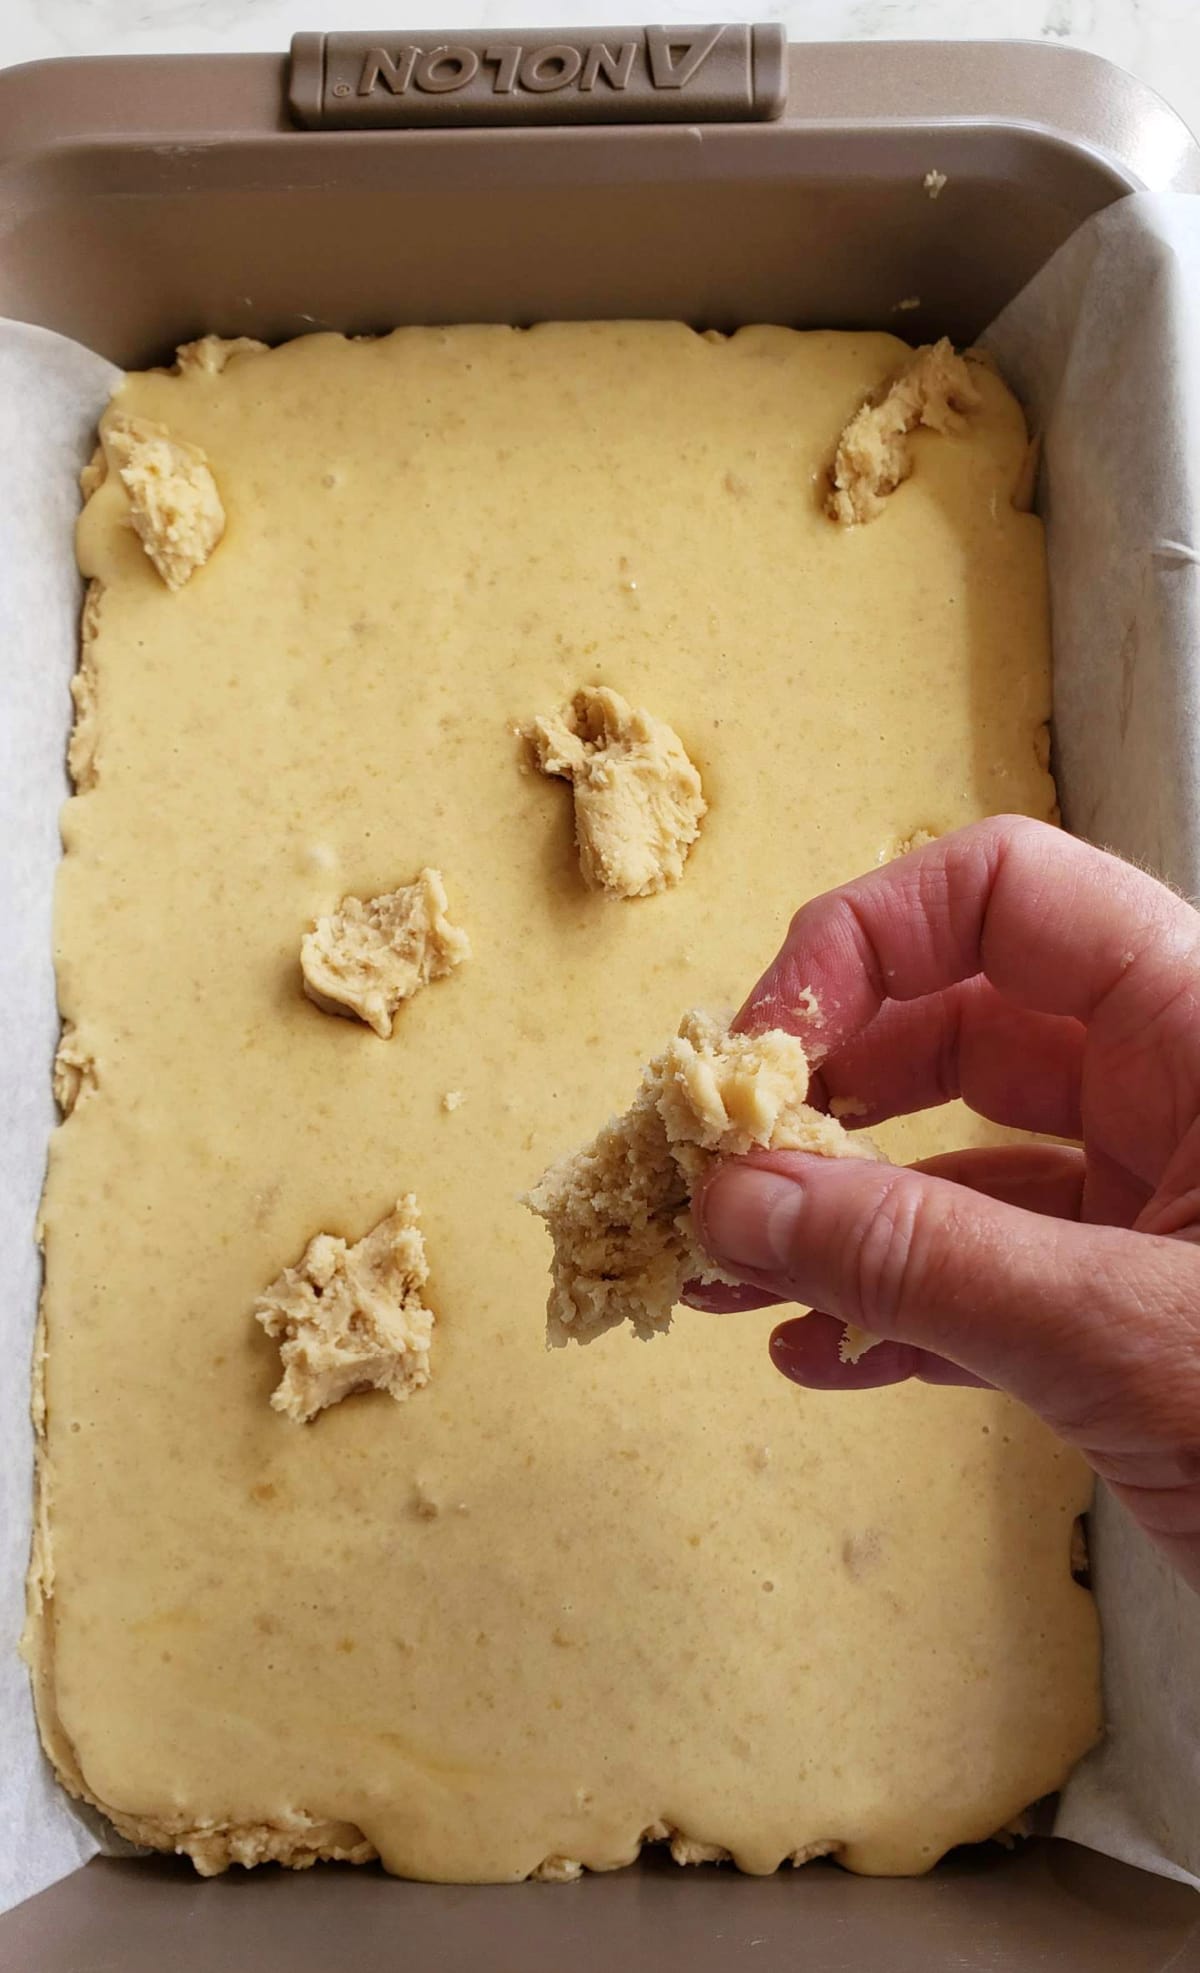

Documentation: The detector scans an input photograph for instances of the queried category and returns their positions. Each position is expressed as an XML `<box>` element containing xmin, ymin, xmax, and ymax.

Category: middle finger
<box><xmin>815</xmin><ymin>976</ymin><xmax>1085</xmax><ymax>1139</ymax></box>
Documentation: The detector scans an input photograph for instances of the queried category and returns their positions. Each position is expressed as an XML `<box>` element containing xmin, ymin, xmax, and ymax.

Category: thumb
<box><xmin>696</xmin><ymin>1151</ymin><xmax>1200</xmax><ymax>1457</ymax></box>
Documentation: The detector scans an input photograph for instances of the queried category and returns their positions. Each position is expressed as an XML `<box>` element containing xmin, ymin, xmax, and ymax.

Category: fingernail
<box><xmin>700</xmin><ymin>1166</ymin><xmax>803</xmax><ymax>1273</ymax></box>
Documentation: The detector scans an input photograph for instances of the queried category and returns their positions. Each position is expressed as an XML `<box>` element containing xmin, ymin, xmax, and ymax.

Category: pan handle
<box><xmin>288</xmin><ymin>25</ymin><xmax>787</xmax><ymax>130</ymax></box>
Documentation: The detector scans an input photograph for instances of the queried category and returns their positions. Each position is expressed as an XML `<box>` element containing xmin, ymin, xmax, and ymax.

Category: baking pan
<box><xmin>1</xmin><ymin>30</ymin><xmax>1199</xmax><ymax>1972</ymax></box>
<box><xmin>0</xmin><ymin>36</ymin><xmax>1198</xmax><ymax>363</ymax></box>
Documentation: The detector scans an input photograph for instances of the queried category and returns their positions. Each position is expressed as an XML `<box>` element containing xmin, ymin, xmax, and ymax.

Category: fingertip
<box><xmin>768</xmin><ymin>1313</ymin><xmax>902</xmax><ymax>1389</ymax></box>
<box><xmin>767</xmin><ymin>1317</ymin><xmax>809</xmax><ymax>1381</ymax></box>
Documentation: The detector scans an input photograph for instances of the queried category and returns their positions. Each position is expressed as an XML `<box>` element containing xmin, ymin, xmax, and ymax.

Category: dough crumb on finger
<box><xmin>829</xmin><ymin>1094</ymin><xmax>869</xmax><ymax>1120</ymax></box>
<box><xmin>838</xmin><ymin>1325</ymin><xmax>881</xmax><ymax>1363</ymax></box>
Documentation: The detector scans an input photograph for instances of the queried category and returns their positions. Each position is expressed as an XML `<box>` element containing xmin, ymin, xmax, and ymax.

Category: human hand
<box><xmin>691</xmin><ymin>816</ymin><xmax>1200</xmax><ymax>1588</ymax></box>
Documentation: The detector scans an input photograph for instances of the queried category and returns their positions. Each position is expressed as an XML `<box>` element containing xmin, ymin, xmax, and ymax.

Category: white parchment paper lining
<box><xmin>3</xmin><ymin>190</ymin><xmax>1199</xmax><ymax>1911</ymax></box>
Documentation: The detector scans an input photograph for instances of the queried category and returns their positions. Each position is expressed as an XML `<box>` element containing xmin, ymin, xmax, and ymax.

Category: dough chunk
<box><xmin>532</xmin><ymin>1856</ymin><xmax>583</xmax><ymax>1882</ymax></box>
<box><xmin>669</xmin><ymin>1835</ymin><xmax>731</xmax><ymax>1867</ymax></box>
<box><xmin>104</xmin><ymin>414</ymin><xmax>225</xmax><ymax>590</ymax></box>
<box><xmin>97</xmin><ymin>1807</ymin><xmax>375</xmax><ymax>1878</ymax></box>
<box><xmin>301</xmin><ymin>868</ymin><xmax>469</xmax><ymax>1039</ymax></box>
<box><xmin>174</xmin><ymin>336</ymin><xmax>269</xmax><ymax>376</ymax></box>
<box><xmin>79</xmin><ymin>447</ymin><xmax>107</xmax><ymax>500</ymax></box>
<box><xmin>790</xmin><ymin>1840</ymin><xmax>840</xmax><ymax>1867</ymax></box>
<box><xmin>525</xmin><ymin>1011</ymin><xmax>875</xmax><ymax>1346</ymax></box>
<box><xmin>642</xmin><ymin>1820</ymin><xmax>731</xmax><ymax>1866</ymax></box>
<box><xmin>878</xmin><ymin>825</ymin><xmax>940</xmax><ymax>864</ymax></box>
<box><xmin>52</xmin><ymin>1023</ymin><xmax>97</xmax><ymax>1116</ymax></box>
<box><xmin>255</xmin><ymin>1197</ymin><xmax>434</xmax><ymax>1424</ymax></box>
<box><xmin>826</xmin><ymin>340</ymin><xmax>981</xmax><ymax>526</ymax></box>
<box><xmin>67</xmin><ymin>581</ymin><xmax>104</xmax><ymax>791</ymax></box>
<box><xmin>525</xmin><ymin>686</ymin><xmax>706</xmax><ymax>899</ymax></box>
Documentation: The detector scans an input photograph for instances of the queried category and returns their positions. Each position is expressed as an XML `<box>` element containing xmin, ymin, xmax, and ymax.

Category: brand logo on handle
<box><xmin>289</xmin><ymin>25</ymin><xmax>788</xmax><ymax>130</ymax></box>
<box><xmin>356</xmin><ymin>29</ymin><xmax>726</xmax><ymax>101</ymax></box>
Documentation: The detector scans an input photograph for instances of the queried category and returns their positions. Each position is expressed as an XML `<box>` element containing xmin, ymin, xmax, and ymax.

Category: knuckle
<box><xmin>847</xmin><ymin>1170</ymin><xmax>939</xmax><ymax>1330</ymax></box>
<box><xmin>1032</xmin><ymin>1244</ymin><xmax>1200</xmax><ymax>1460</ymax></box>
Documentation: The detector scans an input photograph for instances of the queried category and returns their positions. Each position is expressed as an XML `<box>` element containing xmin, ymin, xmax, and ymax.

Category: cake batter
<box><xmin>29</xmin><ymin>323</ymin><xmax>1098</xmax><ymax>1881</ymax></box>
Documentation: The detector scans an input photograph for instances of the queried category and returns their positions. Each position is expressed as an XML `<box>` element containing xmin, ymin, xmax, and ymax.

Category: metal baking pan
<box><xmin>1</xmin><ymin>29</ymin><xmax>1198</xmax><ymax>1972</ymax></box>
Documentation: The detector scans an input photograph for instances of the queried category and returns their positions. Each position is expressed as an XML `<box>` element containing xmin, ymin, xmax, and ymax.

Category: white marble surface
<box><xmin>1</xmin><ymin>1</ymin><xmax>1198</xmax><ymax>139</ymax></box>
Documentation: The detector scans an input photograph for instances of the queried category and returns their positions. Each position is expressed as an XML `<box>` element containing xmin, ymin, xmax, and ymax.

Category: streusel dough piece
<box><xmin>525</xmin><ymin>686</ymin><xmax>706</xmax><ymax>899</ymax></box>
<box><xmin>173</xmin><ymin>335</ymin><xmax>269</xmax><ymax>376</ymax></box>
<box><xmin>255</xmin><ymin>1197</ymin><xmax>434</xmax><ymax>1423</ymax></box>
<box><xmin>67</xmin><ymin>581</ymin><xmax>104</xmax><ymax>791</ymax></box>
<box><xmin>525</xmin><ymin>1011</ymin><xmax>875</xmax><ymax>1346</ymax></box>
<box><xmin>104</xmin><ymin>414</ymin><xmax>225</xmax><ymax>589</ymax></box>
<box><xmin>826</xmin><ymin>339</ymin><xmax>981</xmax><ymax>526</ymax></box>
<box><xmin>52</xmin><ymin>1023</ymin><xmax>97</xmax><ymax>1118</ymax></box>
<box><xmin>301</xmin><ymin>868</ymin><xmax>469</xmax><ymax>1038</ymax></box>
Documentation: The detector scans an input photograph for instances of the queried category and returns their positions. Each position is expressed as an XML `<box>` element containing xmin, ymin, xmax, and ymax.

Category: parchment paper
<box><xmin>3</xmin><ymin>192</ymin><xmax>1199</xmax><ymax>1913</ymax></box>
<box><xmin>0</xmin><ymin>322</ymin><xmax>120</xmax><ymax>1915</ymax></box>
<box><xmin>985</xmin><ymin>192</ymin><xmax>1200</xmax><ymax>1889</ymax></box>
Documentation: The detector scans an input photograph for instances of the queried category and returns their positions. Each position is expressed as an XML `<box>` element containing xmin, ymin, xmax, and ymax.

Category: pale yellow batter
<box><xmin>29</xmin><ymin>323</ymin><xmax>1098</xmax><ymax>1883</ymax></box>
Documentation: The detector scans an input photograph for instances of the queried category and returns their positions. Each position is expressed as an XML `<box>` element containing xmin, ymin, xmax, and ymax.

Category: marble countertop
<box><xmin>1</xmin><ymin>1</ymin><xmax>1198</xmax><ymax>142</ymax></box>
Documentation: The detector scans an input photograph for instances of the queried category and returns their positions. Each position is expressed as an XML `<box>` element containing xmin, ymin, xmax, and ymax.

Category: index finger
<box><xmin>739</xmin><ymin>814</ymin><xmax>1200</xmax><ymax>1062</ymax></box>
